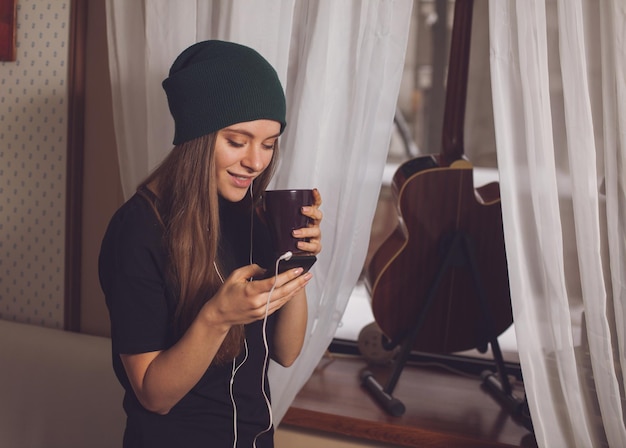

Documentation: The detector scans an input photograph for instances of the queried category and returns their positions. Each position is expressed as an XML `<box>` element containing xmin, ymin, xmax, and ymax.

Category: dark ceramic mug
<box><xmin>262</xmin><ymin>189</ymin><xmax>314</xmax><ymax>256</ymax></box>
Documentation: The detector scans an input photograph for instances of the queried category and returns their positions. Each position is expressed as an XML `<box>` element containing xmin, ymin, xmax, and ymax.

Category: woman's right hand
<box><xmin>200</xmin><ymin>263</ymin><xmax>312</xmax><ymax>329</ymax></box>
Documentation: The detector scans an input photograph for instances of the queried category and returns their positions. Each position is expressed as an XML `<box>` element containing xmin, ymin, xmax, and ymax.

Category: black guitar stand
<box><xmin>361</xmin><ymin>231</ymin><xmax>533</xmax><ymax>431</ymax></box>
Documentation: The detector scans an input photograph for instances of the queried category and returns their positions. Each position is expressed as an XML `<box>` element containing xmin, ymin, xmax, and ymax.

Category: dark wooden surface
<box><xmin>283</xmin><ymin>354</ymin><xmax>537</xmax><ymax>448</ymax></box>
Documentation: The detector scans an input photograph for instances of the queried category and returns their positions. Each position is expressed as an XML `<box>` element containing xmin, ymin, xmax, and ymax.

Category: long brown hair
<box><xmin>139</xmin><ymin>131</ymin><xmax>279</xmax><ymax>364</ymax></box>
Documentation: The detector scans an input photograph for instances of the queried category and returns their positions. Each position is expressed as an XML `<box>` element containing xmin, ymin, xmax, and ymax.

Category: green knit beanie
<box><xmin>162</xmin><ymin>40</ymin><xmax>287</xmax><ymax>145</ymax></box>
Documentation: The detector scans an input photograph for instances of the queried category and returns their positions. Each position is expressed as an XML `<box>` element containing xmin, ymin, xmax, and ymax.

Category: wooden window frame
<box><xmin>65</xmin><ymin>0</ymin><xmax>87</xmax><ymax>331</ymax></box>
<box><xmin>0</xmin><ymin>0</ymin><xmax>17</xmax><ymax>61</ymax></box>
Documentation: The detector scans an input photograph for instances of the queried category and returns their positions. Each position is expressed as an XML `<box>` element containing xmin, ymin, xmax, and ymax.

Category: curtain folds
<box><xmin>269</xmin><ymin>1</ymin><xmax>415</xmax><ymax>420</ymax></box>
<box><xmin>489</xmin><ymin>1</ymin><xmax>626</xmax><ymax>446</ymax></box>
<box><xmin>105</xmin><ymin>0</ymin><xmax>413</xmax><ymax>424</ymax></box>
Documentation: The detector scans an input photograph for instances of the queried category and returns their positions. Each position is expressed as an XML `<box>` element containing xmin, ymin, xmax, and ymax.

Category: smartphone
<box><xmin>256</xmin><ymin>255</ymin><xmax>317</xmax><ymax>280</ymax></box>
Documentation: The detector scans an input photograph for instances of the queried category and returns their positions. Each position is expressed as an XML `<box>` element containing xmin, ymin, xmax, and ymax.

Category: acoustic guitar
<box><xmin>364</xmin><ymin>0</ymin><xmax>512</xmax><ymax>355</ymax></box>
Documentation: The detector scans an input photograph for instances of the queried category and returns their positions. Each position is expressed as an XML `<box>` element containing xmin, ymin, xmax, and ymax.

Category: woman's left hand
<box><xmin>294</xmin><ymin>188</ymin><xmax>323</xmax><ymax>256</ymax></box>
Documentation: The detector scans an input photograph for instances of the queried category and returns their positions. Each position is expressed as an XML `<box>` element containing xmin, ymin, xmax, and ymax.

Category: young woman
<box><xmin>99</xmin><ymin>40</ymin><xmax>322</xmax><ymax>448</ymax></box>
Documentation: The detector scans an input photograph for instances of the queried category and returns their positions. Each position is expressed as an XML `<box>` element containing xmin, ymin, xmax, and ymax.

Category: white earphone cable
<box><xmin>252</xmin><ymin>253</ymin><xmax>289</xmax><ymax>447</ymax></box>
<box><xmin>230</xmin><ymin>338</ymin><xmax>249</xmax><ymax>448</ymax></box>
<box><xmin>249</xmin><ymin>183</ymin><xmax>254</xmax><ymax>266</ymax></box>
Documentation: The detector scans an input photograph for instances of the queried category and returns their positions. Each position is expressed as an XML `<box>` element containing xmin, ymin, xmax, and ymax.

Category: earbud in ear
<box><xmin>278</xmin><ymin>251</ymin><xmax>293</xmax><ymax>262</ymax></box>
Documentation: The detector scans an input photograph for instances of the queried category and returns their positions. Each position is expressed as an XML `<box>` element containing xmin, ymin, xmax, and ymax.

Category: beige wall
<box><xmin>0</xmin><ymin>0</ymin><xmax>71</xmax><ymax>329</ymax></box>
<box><xmin>0</xmin><ymin>0</ymin><xmax>117</xmax><ymax>336</ymax></box>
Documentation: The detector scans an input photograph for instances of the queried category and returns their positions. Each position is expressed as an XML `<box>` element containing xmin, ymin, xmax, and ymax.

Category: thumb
<box><xmin>234</xmin><ymin>263</ymin><xmax>267</xmax><ymax>281</ymax></box>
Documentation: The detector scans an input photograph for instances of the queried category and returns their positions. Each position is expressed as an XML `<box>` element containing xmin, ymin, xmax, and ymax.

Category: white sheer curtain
<box><xmin>489</xmin><ymin>1</ymin><xmax>626</xmax><ymax>447</ymax></box>
<box><xmin>105</xmin><ymin>0</ymin><xmax>413</xmax><ymax>423</ymax></box>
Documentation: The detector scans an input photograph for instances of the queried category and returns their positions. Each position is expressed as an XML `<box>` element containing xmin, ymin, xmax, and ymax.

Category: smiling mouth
<box><xmin>229</xmin><ymin>172</ymin><xmax>255</xmax><ymax>187</ymax></box>
<box><xmin>231</xmin><ymin>173</ymin><xmax>252</xmax><ymax>180</ymax></box>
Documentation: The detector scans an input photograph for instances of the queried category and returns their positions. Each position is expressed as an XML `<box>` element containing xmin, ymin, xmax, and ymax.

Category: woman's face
<box><xmin>214</xmin><ymin>119</ymin><xmax>281</xmax><ymax>202</ymax></box>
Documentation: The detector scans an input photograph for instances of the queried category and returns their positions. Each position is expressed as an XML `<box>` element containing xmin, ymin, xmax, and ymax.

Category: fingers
<box><xmin>206</xmin><ymin>263</ymin><xmax>310</xmax><ymax>327</ymax></box>
<box><xmin>302</xmin><ymin>188</ymin><xmax>323</xmax><ymax>222</ymax></box>
<box><xmin>252</xmin><ymin>267</ymin><xmax>309</xmax><ymax>294</ymax></box>
<box><xmin>265</xmin><ymin>270</ymin><xmax>312</xmax><ymax>315</ymax></box>
<box><xmin>295</xmin><ymin>236</ymin><xmax>321</xmax><ymax>255</ymax></box>
<box><xmin>249</xmin><ymin>268</ymin><xmax>311</xmax><ymax>315</ymax></box>
<box><xmin>312</xmin><ymin>188</ymin><xmax>322</xmax><ymax>207</ymax></box>
<box><xmin>294</xmin><ymin>188</ymin><xmax>323</xmax><ymax>255</ymax></box>
<box><xmin>235</xmin><ymin>263</ymin><xmax>267</xmax><ymax>281</ymax></box>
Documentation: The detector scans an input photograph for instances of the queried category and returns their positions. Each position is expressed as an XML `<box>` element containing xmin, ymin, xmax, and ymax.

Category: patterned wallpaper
<box><xmin>0</xmin><ymin>0</ymin><xmax>70</xmax><ymax>328</ymax></box>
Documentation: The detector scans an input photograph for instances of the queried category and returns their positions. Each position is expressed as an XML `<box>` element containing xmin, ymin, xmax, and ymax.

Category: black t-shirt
<box><xmin>99</xmin><ymin>189</ymin><xmax>277</xmax><ymax>448</ymax></box>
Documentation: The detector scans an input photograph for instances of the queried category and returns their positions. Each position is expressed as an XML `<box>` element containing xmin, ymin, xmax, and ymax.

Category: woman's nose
<box><xmin>241</xmin><ymin>146</ymin><xmax>265</xmax><ymax>172</ymax></box>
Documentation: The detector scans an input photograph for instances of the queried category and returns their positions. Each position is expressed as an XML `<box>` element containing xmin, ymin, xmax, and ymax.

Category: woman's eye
<box><xmin>262</xmin><ymin>140</ymin><xmax>277</xmax><ymax>150</ymax></box>
<box><xmin>227</xmin><ymin>139</ymin><xmax>245</xmax><ymax>148</ymax></box>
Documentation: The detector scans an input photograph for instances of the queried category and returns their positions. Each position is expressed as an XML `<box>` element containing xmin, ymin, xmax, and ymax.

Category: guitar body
<box><xmin>365</xmin><ymin>155</ymin><xmax>513</xmax><ymax>354</ymax></box>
